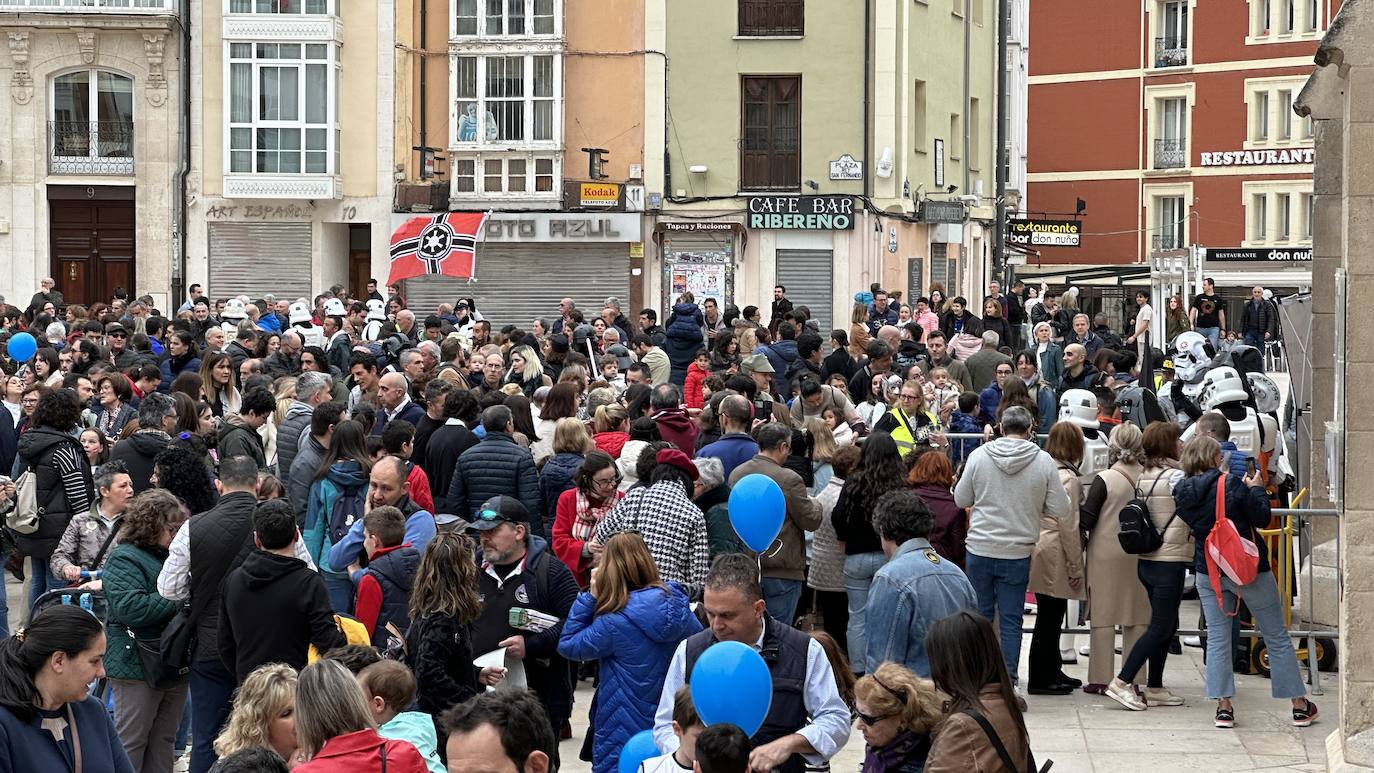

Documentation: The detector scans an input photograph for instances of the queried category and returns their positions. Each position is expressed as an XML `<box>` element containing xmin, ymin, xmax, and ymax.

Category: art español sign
<box><xmin>746</xmin><ymin>195</ymin><xmax>856</xmax><ymax>230</ymax></box>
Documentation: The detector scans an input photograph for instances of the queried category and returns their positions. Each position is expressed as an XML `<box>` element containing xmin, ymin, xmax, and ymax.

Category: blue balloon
<box><xmin>6</xmin><ymin>333</ymin><xmax>36</xmax><ymax>364</ymax></box>
<box><xmin>727</xmin><ymin>473</ymin><xmax>785</xmax><ymax>553</ymax></box>
<box><xmin>617</xmin><ymin>729</ymin><xmax>660</xmax><ymax>773</ymax></box>
<box><xmin>690</xmin><ymin>640</ymin><xmax>772</xmax><ymax>736</ymax></box>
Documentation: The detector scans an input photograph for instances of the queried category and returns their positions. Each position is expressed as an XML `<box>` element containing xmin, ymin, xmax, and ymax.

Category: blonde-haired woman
<box><xmin>215</xmin><ymin>663</ymin><xmax>303</xmax><ymax>766</ymax></box>
<box><xmin>538</xmin><ymin>416</ymin><xmax>593</xmax><ymax>535</ymax></box>
<box><xmin>504</xmin><ymin>344</ymin><xmax>551</xmax><ymax>398</ymax></box>
<box><xmin>1080</xmin><ymin>422</ymin><xmax>1151</xmax><ymax>695</ymax></box>
<box><xmin>854</xmin><ymin>662</ymin><xmax>945</xmax><ymax>773</ymax></box>
<box><xmin>292</xmin><ymin>659</ymin><xmax>427</xmax><ymax>772</ymax></box>
<box><xmin>558</xmin><ymin>533</ymin><xmax>701</xmax><ymax>773</ymax></box>
<box><xmin>849</xmin><ymin>302</ymin><xmax>872</xmax><ymax>359</ymax></box>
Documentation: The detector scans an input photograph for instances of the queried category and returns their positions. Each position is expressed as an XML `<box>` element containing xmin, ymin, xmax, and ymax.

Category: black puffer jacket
<box><xmin>110</xmin><ymin>430</ymin><xmax>171</xmax><ymax>493</ymax></box>
<box><xmin>406</xmin><ymin>613</ymin><xmax>480</xmax><ymax>718</ymax></box>
<box><xmin>538</xmin><ymin>452</ymin><xmax>583</xmax><ymax>535</ymax></box>
<box><xmin>15</xmin><ymin>428</ymin><xmax>94</xmax><ymax>557</ymax></box>
<box><xmin>445</xmin><ymin>432</ymin><xmax>543</xmax><ymax>532</ymax></box>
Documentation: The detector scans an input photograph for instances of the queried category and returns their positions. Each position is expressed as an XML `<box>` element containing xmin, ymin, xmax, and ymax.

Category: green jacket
<box><xmin>218</xmin><ymin>414</ymin><xmax>266</xmax><ymax>470</ymax></box>
<box><xmin>102</xmin><ymin>542</ymin><xmax>176</xmax><ymax>681</ymax></box>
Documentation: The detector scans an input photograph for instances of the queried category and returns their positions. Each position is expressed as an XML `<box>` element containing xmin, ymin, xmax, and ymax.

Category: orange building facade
<box><xmin>1023</xmin><ymin>0</ymin><xmax>1334</xmax><ymax>307</ymax></box>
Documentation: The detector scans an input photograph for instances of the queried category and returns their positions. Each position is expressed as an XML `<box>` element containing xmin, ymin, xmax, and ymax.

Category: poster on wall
<box><xmin>670</xmin><ymin>262</ymin><xmax>727</xmax><ymax>302</ymax></box>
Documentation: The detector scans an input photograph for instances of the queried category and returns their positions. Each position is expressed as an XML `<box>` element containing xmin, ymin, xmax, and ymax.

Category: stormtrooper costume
<box><xmin>289</xmin><ymin>301</ymin><xmax>325</xmax><ymax>348</ymax></box>
<box><xmin>1057</xmin><ymin>388</ymin><xmax>1108</xmax><ymax>664</ymax></box>
<box><xmin>362</xmin><ymin>298</ymin><xmax>386</xmax><ymax>342</ymax></box>
<box><xmin>1158</xmin><ymin>331</ymin><xmax>1212</xmax><ymax>430</ymax></box>
<box><xmin>1182</xmin><ymin>366</ymin><xmax>1285</xmax><ymax>482</ymax></box>
<box><xmin>220</xmin><ymin>298</ymin><xmax>249</xmax><ymax>338</ymax></box>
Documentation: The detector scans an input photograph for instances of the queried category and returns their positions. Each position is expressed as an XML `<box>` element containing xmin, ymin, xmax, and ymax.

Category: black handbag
<box><xmin>133</xmin><ymin>622</ymin><xmax>189</xmax><ymax>689</ymax></box>
<box><xmin>154</xmin><ymin>601</ymin><xmax>197</xmax><ymax>686</ymax></box>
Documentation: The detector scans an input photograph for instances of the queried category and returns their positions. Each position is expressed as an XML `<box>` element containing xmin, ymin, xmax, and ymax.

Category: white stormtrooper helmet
<box><xmin>365</xmin><ymin>298</ymin><xmax>386</xmax><ymax>322</ymax></box>
<box><xmin>1200</xmin><ymin>366</ymin><xmax>1249</xmax><ymax>411</ymax></box>
<box><xmin>1171</xmin><ymin>331</ymin><xmax>1213</xmax><ymax>383</ymax></box>
<box><xmin>1058</xmin><ymin>389</ymin><xmax>1100</xmax><ymax>430</ymax></box>
<box><xmin>1247</xmin><ymin>372</ymin><xmax>1282</xmax><ymax>414</ymax></box>
<box><xmin>288</xmin><ymin>301</ymin><xmax>312</xmax><ymax>325</ymax></box>
<box><xmin>221</xmin><ymin>298</ymin><xmax>248</xmax><ymax>321</ymax></box>
<box><xmin>323</xmin><ymin>298</ymin><xmax>346</xmax><ymax>317</ymax></box>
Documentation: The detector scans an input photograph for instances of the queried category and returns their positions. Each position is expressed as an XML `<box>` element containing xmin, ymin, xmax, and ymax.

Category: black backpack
<box><xmin>1116</xmin><ymin>471</ymin><xmax>1174</xmax><ymax>555</ymax></box>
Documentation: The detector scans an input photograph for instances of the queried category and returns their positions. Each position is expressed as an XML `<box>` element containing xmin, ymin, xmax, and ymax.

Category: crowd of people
<box><xmin>0</xmin><ymin>274</ymin><xmax>1313</xmax><ymax>773</ymax></box>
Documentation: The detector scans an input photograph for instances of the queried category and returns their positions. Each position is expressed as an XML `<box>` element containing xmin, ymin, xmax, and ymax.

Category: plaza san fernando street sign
<box><xmin>746</xmin><ymin>195</ymin><xmax>856</xmax><ymax>230</ymax></box>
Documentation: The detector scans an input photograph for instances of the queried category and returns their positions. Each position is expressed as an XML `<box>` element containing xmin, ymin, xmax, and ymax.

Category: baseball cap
<box><xmin>105</xmin><ymin>322</ymin><xmax>127</xmax><ymax>336</ymax></box>
<box><xmin>741</xmin><ymin>354</ymin><xmax>775</xmax><ymax>374</ymax></box>
<box><xmin>470</xmin><ymin>496</ymin><xmax>528</xmax><ymax>531</ymax></box>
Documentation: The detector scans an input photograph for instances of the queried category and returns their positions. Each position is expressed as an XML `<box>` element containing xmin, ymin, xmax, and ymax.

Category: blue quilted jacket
<box><xmin>557</xmin><ymin>583</ymin><xmax>701</xmax><ymax>773</ymax></box>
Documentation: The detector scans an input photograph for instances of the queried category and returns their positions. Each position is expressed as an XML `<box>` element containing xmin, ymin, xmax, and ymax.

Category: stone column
<box><xmin>1296</xmin><ymin>0</ymin><xmax>1374</xmax><ymax>769</ymax></box>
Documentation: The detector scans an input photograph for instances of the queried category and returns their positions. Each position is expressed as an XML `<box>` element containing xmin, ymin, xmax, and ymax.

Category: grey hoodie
<box><xmin>954</xmin><ymin>436</ymin><xmax>1071</xmax><ymax>560</ymax></box>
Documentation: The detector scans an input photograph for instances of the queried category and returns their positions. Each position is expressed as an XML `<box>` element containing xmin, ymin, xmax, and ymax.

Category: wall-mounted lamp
<box><xmin>805</xmin><ymin>180</ymin><xmax>819</xmax><ymax>191</ymax></box>
<box><xmin>688</xmin><ymin>165</ymin><xmax>708</xmax><ymax>174</ymax></box>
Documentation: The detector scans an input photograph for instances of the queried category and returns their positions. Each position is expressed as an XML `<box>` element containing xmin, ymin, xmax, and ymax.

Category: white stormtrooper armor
<box><xmin>362</xmin><ymin>299</ymin><xmax>386</xmax><ymax>342</ymax></box>
<box><xmin>220</xmin><ymin>298</ymin><xmax>248</xmax><ymax>338</ymax></box>
<box><xmin>1158</xmin><ymin>331</ymin><xmax>1216</xmax><ymax>430</ymax></box>
<box><xmin>1182</xmin><ymin>366</ymin><xmax>1280</xmax><ymax>462</ymax></box>
<box><xmin>289</xmin><ymin>301</ymin><xmax>324</xmax><ymax>348</ymax></box>
<box><xmin>1059</xmin><ymin>389</ymin><xmax>1108</xmax><ymax>480</ymax></box>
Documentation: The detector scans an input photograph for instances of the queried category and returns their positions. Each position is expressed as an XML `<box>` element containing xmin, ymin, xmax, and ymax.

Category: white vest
<box><xmin>1182</xmin><ymin>406</ymin><xmax>1277</xmax><ymax>459</ymax></box>
<box><xmin>1080</xmin><ymin>430</ymin><xmax>1110</xmax><ymax>484</ymax></box>
<box><xmin>294</xmin><ymin>323</ymin><xmax>325</xmax><ymax>349</ymax></box>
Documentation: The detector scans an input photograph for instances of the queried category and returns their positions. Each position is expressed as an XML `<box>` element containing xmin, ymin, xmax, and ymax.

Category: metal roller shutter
<box><xmin>404</xmin><ymin>243</ymin><xmax>630</xmax><ymax>330</ymax></box>
<box><xmin>208</xmin><ymin>223</ymin><xmax>313</xmax><ymax>301</ymax></box>
<box><xmin>776</xmin><ymin>249</ymin><xmax>834</xmax><ymax>334</ymax></box>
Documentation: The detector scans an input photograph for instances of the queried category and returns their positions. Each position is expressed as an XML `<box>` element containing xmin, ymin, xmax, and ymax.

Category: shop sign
<box><xmin>921</xmin><ymin>200</ymin><xmax>965</xmax><ymax>224</ymax></box>
<box><xmin>1199</xmin><ymin>147</ymin><xmax>1314</xmax><ymax>167</ymax></box>
<box><xmin>829</xmin><ymin>154</ymin><xmax>863</xmax><ymax>180</ymax></box>
<box><xmin>657</xmin><ymin>221</ymin><xmax>743</xmax><ymax>233</ymax></box>
<box><xmin>1008</xmin><ymin>218</ymin><xmax>1081</xmax><ymax>247</ymax></box>
<box><xmin>390</xmin><ymin>212</ymin><xmax>641</xmax><ymax>242</ymax></box>
<box><xmin>1204</xmin><ymin>247</ymin><xmax>1311</xmax><ymax>262</ymax></box>
<box><xmin>746</xmin><ymin>195</ymin><xmax>855</xmax><ymax>230</ymax></box>
<box><xmin>563</xmin><ymin>181</ymin><xmax>624</xmax><ymax>210</ymax></box>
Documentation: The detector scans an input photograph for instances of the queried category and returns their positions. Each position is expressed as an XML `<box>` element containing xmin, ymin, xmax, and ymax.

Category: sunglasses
<box><xmin>855</xmin><ymin>709</ymin><xmax>896</xmax><ymax>726</ymax></box>
<box><xmin>475</xmin><ymin>507</ymin><xmax>514</xmax><ymax>525</ymax></box>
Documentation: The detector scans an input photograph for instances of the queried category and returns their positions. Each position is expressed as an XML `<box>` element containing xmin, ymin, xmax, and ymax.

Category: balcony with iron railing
<box><xmin>1152</xmin><ymin>233</ymin><xmax>1186</xmax><ymax>251</ymax></box>
<box><xmin>1154</xmin><ymin>138</ymin><xmax>1186</xmax><ymax>169</ymax></box>
<box><xmin>49</xmin><ymin>121</ymin><xmax>134</xmax><ymax>175</ymax></box>
<box><xmin>738</xmin><ymin>0</ymin><xmax>804</xmax><ymax>36</ymax></box>
<box><xmin>1154</xmin><ymin>36</ymin><xmax>1188</xmax><ymax>67</ymax></box>
<box><xmin>0</xmin><ymin>0</ymin><xmax>175</xmax><ymax>10</ymax></box>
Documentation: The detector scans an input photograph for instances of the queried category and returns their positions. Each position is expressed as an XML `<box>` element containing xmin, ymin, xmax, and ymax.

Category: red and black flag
<box><xmin>387</xmin><ymin>212</ymin><xmax>488</xmax><ymax>286</ymax></box>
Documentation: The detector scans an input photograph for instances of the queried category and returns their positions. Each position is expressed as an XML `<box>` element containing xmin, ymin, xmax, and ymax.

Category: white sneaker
<box><xmin>1105</xmin><ymin>678</ymin><xmax>1147</xmax><ymax>711</ymax></box>
<box><xmin>1078</xmin><ymin>644</ymin><xmax>1092</xmax><ymax>656</ymax></box>
<box><xmin>1182</xmin><ymin>635</ymin><xmax>1203</xmax><ymax>648</ymax></box>
<box><xmin>1145</xmin><ymin>687</ymin><xmax>1185</xmax><ymax>707</ymax></box>
<box><xmin>1060</xmin><ymin>648</ymin><xmax>1078</xmax><ymax>664</ymax></box>
<box><xmin>1014</xmin><ymin>684</ymin><xmax>1029</xmax><ymax>712</ymax></box>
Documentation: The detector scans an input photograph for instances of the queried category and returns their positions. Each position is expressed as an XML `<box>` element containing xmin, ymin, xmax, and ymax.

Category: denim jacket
<box><xmin>864</xmin><ymin>538</ymin><xmax>977</xmax><ymax>677</ymax></box>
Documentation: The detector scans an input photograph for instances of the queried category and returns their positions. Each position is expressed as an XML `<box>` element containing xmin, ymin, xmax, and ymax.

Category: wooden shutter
<box><xmin>741</xmin><ymin>76</ymin><xmax>801</xmax><ymax>191</ymax></box>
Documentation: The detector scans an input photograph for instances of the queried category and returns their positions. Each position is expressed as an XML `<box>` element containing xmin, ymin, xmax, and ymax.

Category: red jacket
<box><xmin>593</xmin><ymin>431</ymin><xmax>629</xmax><ymax>459</ymax></box>
<box><xmin>296</xmin><ymin>729</ymin><xmax>427</xmax><ymax>773</ymax></box>
<box><xmin>404</xmin><ymin>461</ymin><xmax>434</xmax><ymax>513</ymax></box>
<box><xmin>685</xmin><ymin>362</ymin><xmax>709</xmax><ymax>409</ymax></box>
<box><xmin>551</xmin><ymin>486</ymin><xmax>622</xmax><ymax>587</ymax></box>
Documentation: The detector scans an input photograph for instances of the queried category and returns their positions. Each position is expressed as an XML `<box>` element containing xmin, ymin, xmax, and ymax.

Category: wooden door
<box><xmin>48</xmin><ymin>196</ymin><xmax>135</xmax><ymax>307</ymax></box>
<box><xmin>349</xmin><ymin>224</ymin><xmax>372</xmax><ymax>300</ymax></box>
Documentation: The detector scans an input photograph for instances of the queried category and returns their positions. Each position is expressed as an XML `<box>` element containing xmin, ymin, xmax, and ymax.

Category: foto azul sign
<box><xmin>746</xmin><ymin>195</ymin><xmax>855</xmax><ymax>230</ymax></box>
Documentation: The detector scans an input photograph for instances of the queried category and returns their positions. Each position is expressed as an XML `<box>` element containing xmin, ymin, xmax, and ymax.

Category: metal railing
<box><xmin>1152</xmin><ymin>233</ymin><xmax>1186</xmax><ymax>251</ymax></box>
<box><xmin>48</xmin><ymin>120</ymin><xmax>134</xmax><ymax>175</ymax></box>
<box><xmin>738</xmin><ymin>0</ymin><xmax>804</xmax><ymax>36</ymax></box>
<box><xmin>0</xmin><ymin>0</ymin><xmax>174</xmax><ymax>10</ymax></box>
<box><xmin>1154</xmin><ymin>36</ymin><xmax>1188</xmax><ymax>67</ymax></box>
<box><xmin>1154</xmin><ymin>137</ymin><xmax>1187</xmax><ymax>169</ymax></box>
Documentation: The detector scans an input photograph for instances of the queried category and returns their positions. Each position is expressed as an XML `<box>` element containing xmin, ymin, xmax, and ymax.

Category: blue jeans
<box><xmin>965</xmin><ymin>552</ymin><xmax>1031</xmax><ymax>683</ymax></box>
<box><xmin>28</xmin><ymin>555</ymin><xmax>63</xmax><ymax>610</ymax></box>
<box><xmin>1244</xmin><ymin>331</ymin><xmax>1265</xmax><ymax>350</ymax></box>
<box><xmin>1197</xmin><ymin>570</ymin><xmax>1306</xmax><ymax>701</ymax></box>
<box><xmin>761</xmin><ymin>577</ymin><xmax>803</xmax><ymax>627</ymax></box>
<box><xmin>1196</xmin><ymin>326</ymin><xmax>1220</xmax><ymax>351</ymax></box>
<box><xmin>1118</xmin><ymin>560</ymin><xmax>1186</xmax><ymax>688</ymax></box>
<box><xmin>843</xmin><ymin>552</ymin><xmax>887</xmax><ymax>674</ymax></box>
<box><xmin>189</xmin><ymin>658</ymin><xmax>237</xmax><ymax>773</ymax></box>
<box><xmin>322</xmin><ymin>570</ymin><xmax>355</xmax><ymax>614</ymax></box>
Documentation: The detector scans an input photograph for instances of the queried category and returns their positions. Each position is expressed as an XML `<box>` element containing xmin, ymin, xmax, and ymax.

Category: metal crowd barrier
<box><xmin>1027</xmin><ymin>507</ymin><xmax>1340</xmax><ymax>695</ymax></box>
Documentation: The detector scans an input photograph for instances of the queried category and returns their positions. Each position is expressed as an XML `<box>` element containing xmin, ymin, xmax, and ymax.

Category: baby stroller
<box><xmin>33</xmin><ymin>587</ymin><xmax>112</xmax><ymax>711</ymax></box>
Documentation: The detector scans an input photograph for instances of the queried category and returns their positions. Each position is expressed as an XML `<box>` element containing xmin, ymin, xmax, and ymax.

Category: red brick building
<box><xmin>1022</xmin><ymin>0</ymin><xmax>1333</xmax><ymax>313</ymax></box>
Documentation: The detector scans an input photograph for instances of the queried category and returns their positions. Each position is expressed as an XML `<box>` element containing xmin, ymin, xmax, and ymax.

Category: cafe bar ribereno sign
<box><xmin>746</xmin><ymin>195</ymin><xmax>856</xmax><ymax>230</ymax></box>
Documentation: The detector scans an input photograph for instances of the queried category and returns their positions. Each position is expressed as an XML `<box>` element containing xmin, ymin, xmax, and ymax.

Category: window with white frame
<box><xmin>1244</xmin><ymin>182</ymin><xmax>1313</xmax><ymax>246</ymax></box>
<box><xmin>1159</xmin><ymin>196</ymin><xmax>1186</xmax><ymax>250</ymax></box>
<box><xmin>453</xmin><ymin>0</ymin><xmax>559</xmax><ymax>37</ymax></box>
<box><xmin>453</xmin><ymin>54</ymin><xmax>556</xmax><ymax>144</ymax></box>
<box><xmin>50</xmin><ymin>70</ymin><xmax>134</xmax><ymax>174</ymax></box>
<box><xmin>228</xmin><ymin>0</ymin><xmax>333</xmax><ymax>13</ymax></box>
<box><xmin>1155</xmin><ymin>0</ymin><xmax>1189</xmax><ymax>67</ymax></box>
<box><xmin>1249</xmin><ymin>0</ymin><xmax>1322</xmax><ymax>39</ymax></box>
<box><xmin>227</xmin><ymin>42</ymin><xmax>338</xmax><ymax>174</ymax></box>
<box><xmin>1246</xmin><ymin>78</ymin><xmax>1311</xmax><ymax>149</ymax></box>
